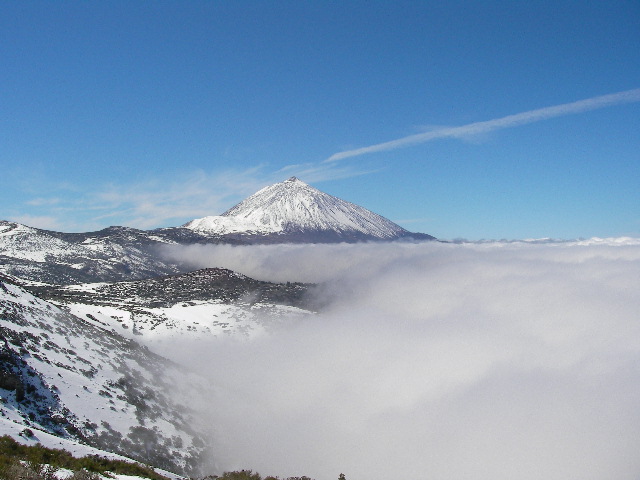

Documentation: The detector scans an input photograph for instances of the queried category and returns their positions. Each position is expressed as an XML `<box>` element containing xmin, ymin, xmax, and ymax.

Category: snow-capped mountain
<box><xmin>0</xmin><ymin>274</ymin><xmax>213</xmax><ymax>476</ymax></box>
<box><xmin>0</xmin><ymin>178</ymin><xmax>431</xmax><ymax>475</ymax></box>
<box><xmin>183</xmin><ymin>177</ymin><xmax>436</xmax><ymax>243</ymax></box>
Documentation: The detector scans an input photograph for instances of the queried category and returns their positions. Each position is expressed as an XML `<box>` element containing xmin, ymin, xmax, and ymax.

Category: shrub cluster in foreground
<box><xmin>0</xmin><ymin>435</ymin><xmax>341</xmax><ymax>480</ymax></box>
<box><xmin>0</xmin><ymin>435</ymin><xmax>170</xmax><ymax>480</ymax></box>
<box><xmin>196</xmin><ymin>471</ymin><xmax>319</xmax><ymax>480</ymax></box>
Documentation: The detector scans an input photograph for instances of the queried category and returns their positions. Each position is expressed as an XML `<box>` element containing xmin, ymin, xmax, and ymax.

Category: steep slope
<box><xmin>0</xmin><ymin>275</ymin><xmax>213</xmax><ymax>476</ymax></box>
<box><xmin>183</xmin><ymin>177</ymin><xmax>436</xmax><ymax>243</ymax></box>
<box><xmin>0</xmin><ymin>423</ymin><xmax>182</xmax><ymax>480</ymax></box>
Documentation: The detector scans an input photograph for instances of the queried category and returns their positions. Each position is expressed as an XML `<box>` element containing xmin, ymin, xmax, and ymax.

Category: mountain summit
<box><xmin>183</xmin><ymin>177</ymin><xmax>436</xmax><ymax>243</ymax></box>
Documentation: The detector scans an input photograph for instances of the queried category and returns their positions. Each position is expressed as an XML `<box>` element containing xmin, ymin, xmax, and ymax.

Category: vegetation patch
<box><xmin>0</xmin><ymin>435</ymin><xmax>170</xmax><ymax>480</ymax></box>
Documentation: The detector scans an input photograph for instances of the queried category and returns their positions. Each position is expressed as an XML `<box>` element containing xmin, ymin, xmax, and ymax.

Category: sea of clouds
<box><xmin>163</xmin><ymin>239</ymin><xmax>640</xmax><ymax>480</ymax></box>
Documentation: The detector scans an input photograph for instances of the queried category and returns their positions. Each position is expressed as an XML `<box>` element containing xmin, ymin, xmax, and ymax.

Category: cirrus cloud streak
<box><xmin>325</xmin><ymin>88</ymin><xmax>640</xmax><ymax>162</ymax></box>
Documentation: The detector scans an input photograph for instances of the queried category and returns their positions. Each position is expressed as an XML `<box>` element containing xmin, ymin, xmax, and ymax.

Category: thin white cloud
<box><xmin>275</xmin><ymin>161</ymin><xmax>376</xmax><ymax>185</ymax></box>
<box><xmin>26</xmin><ymin>197</ymin><xmax>62</xmax><ymax>207</ymax></box>
<box><xmin>14</xmin><ymin>161</ymin><xmax>369</xmax><ymax>232</ymax></box>
<box><xmin>93</xmin><ymin>169</ymin><xmax>266</xmax><ymax>229</ymax></box>
<box><xmin>93</xmin><ymin>163</ymin><xmax>371</xmax><ymax>229</ymax></box>
<box><xmin>7</xmin><ymin>214</ymin><xmax>65</xmax><ymax>231</ymax></box>
<box><xmin>325</xmin><ymin>88</ymin><xmax>640</xmax><ymax>162</ymax></box>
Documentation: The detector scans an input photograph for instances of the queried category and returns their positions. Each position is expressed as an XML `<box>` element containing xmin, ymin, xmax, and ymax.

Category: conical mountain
<box><xmin>183</xmin><ymin>177</ymin><xmax>435</xmax><ymax>243</ymax></box>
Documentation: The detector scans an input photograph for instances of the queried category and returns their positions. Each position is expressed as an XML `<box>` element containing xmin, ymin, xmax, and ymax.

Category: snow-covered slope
<box><xmin>0</xmin><ymin>418</ymin><xmax>183</xmax><ymax>480</ymax></box>
<box><xmin>0</xmin><ymin>221</ymin><xmax>185</xmax><ymax>284</ymax></box>
<box><xmin>183</xmin><ymin>177</ymin><xmax>436</xmax><ymax>243</ymax></box>
<box><xmin>0</xmin><ymin>276</ymin><xmax>213</xmax><ymax>476</ymax></box>
<box><xmin>27</xmin><ymin>268</ymin><xmax>315</xmax><ymax>355</ymax></box>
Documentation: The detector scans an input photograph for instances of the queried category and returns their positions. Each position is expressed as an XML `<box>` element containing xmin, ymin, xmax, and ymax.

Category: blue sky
<box><xmin>1</xmin><ymin>0</ymin><xmax>639</xmax><ymax>240</ymax></box>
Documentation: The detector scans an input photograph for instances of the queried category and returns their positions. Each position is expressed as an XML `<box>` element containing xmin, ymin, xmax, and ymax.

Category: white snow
<box><xmin>0</xmin><ymin>281</ymin><xmax>210</xmax><ymax>476</ymax></box>
<box><xmin>61</xmin><ymin>299</ymin><xmax>311</xmax><ymax>349</ymax></box>
<box><xmin>183</xmin><ymin>214</ymin><xmax>276</xmax><ymax>235</ymax></box>
<box><xmin>0</xmin><ymin>419</ymin><xmax>183</xmax><ymax>479</ymax></box>
<box><xmin>0</xmin><ymin>222</ymin><xmax>82</xmax><ymax>262</ymax></box>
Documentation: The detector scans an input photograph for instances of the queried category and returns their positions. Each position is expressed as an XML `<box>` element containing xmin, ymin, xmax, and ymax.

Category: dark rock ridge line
<box><xmin>28</xmin><ymin>267</ymin><xmax>320</xmax><ymax>312</ymax></box>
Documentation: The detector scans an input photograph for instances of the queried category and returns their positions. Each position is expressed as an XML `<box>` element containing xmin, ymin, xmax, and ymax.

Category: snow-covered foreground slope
<box><xmin>184</xmin><ymin>177</ymin><xmax>435</xmax><ymax>242</ymax></box>
<box><xmin>0</xmin><ymin>277</ymin><xmax>213</xmax><ymax>476</ymax></box>
<box><xmin>0</xmin><ymin>418</ymin><xmax>183</xmax><ymax>480</ymax></box>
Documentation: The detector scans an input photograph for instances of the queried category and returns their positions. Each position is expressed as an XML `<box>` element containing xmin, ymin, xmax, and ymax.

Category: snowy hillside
<box><xmin>0</xmin><ymin>419</ymin><xmax>183</xmax><ymax>480</ymax></box>
<box><xmin>0</xmin><ymin>276</ymin><xmax>213</xmax><ymax>476</ymax></box>
<box><xmin>0</xmin><ymin>221</ymin><xmax>185</xmax><ymax>284</ymax></box>
<box><xmin>27</xmin><ymin>268</ymin><xmax>316</xmax><ymax>355</ymax></box>
<box><xmin>183</xmin><ymin>177</ymin><xmax>435</xmax><ymax>243</ymax></box>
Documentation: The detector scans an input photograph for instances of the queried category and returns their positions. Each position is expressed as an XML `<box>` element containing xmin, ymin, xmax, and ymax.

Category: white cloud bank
<box><xmin>163</xmin><ymin>240</ymin><xmax>640</xmax><ymax>480</ymax></box>
<box><xmin>325</xmin><ymin>88</ymin><xmax>640</xmax><ymax>162</ymax></box>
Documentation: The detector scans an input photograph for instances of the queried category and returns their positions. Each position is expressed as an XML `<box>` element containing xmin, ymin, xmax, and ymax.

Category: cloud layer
<box><xmin>164</xmin><ymin>240</ymin><xmax>640</xmax><ymax>480</ymax></box>
<box><xmin>325</xmin><ymin>88</ymin><xmax>640</xmax><ymax>162</ymax></box>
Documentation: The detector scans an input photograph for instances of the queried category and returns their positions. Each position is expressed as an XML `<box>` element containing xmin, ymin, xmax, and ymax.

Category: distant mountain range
<box><xmin>0</xmin><ymin>178</ymin><xmax>435</xmax><ymax>284</ymax></box>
